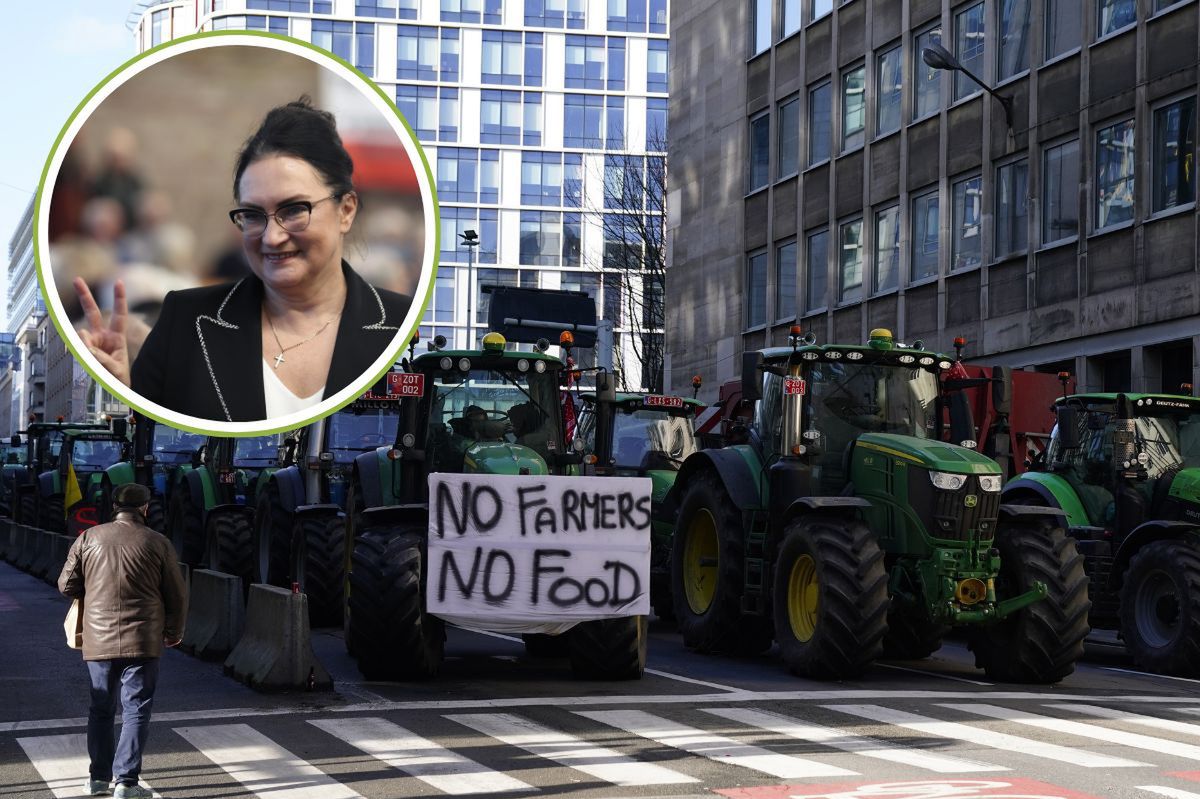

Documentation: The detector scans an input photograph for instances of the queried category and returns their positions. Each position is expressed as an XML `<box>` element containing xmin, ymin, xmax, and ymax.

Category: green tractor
<box><xmin>344</xmin><ymin>331</ymin><xmax>647</xmax><ymax>681</ymax></box>
<box><xmin>253</xmin><ymin>393</ymin><xmax>401</xmax><ymax>626</ymax></box>
<box><xmin>6</xmin><ymin>421</ymin><xmax>108</xmax><ymax>525</ymax></box>
<box><xmin>96</xmin><ymin>415</ymin><xmax>206</xmax><ymax>533</ymax></box>
<box><xmin>166</xmin><ymin>434</ymin><xmax>284</xmax><ymax>584</ymax></box>
<box><xmin>36</xmin><ymin>427</ymin><xmax>129</xmax><ymax>535</ymax></box>
<box><xmin>1003</xmin><ymin>389</ymin><xmax>1200</xmax><ymax>674</ymax></box>
<box><xmin>574</xmin><ymin>390</ymin><xmax>704</xmax><ymax>620</ymax></box>
<box><xmin>665</xmin><ymin>328</ymin><xmax>1090</xmax><ymax>682</ymax></box>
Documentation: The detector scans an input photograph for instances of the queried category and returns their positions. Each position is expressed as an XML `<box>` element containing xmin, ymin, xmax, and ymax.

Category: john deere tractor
<box><xmin>1004</xmin><ymin>390</ymin><xmax>1200</xmax><ymax>675</ymax></box>
<box><xmin>664</xmin><ymin>328</ymin><xmax>1090</xmax><ymax>682</ymax></box>
<box><xmin>344</xmin><ymin>331</ymin><xmax>647</xmax><ymax>681</ymax></box>
<box><xmin>254</xmin><ymin>393</ymin><xmax>400</xmax><ymax>625</ymax></box>
<box><xmin>97</xmin><ymin>416</ymin><xmax>205</xmax><ymax>533</ymax></box>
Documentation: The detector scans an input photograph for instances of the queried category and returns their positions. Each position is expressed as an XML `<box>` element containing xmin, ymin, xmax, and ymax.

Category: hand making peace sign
<box><xmin>74</xmin><ymin>276</ymin><xmax>131</xmax><ymax>388</ymax></box>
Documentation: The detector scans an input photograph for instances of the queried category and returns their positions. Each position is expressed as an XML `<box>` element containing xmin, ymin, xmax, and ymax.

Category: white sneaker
<box><xmin>83</xmin><ymin>779</ymin><xmax>111</xmax><ymax>796</ymax></box>
<box><xmin>113</xmin><ymin>785</ymin><xmax>153</xmax><ymax>798</ymax></box>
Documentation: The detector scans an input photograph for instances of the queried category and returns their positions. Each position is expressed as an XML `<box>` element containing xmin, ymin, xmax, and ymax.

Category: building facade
<box><xmin>668</xmin><ymin>0</ymin><xmax>1200</xmax><ymax>398</ymax></box>
<box><xmin>133</xmin><ymin>0</ymin><xmax>669</xmax><ymax>389</ymax></box>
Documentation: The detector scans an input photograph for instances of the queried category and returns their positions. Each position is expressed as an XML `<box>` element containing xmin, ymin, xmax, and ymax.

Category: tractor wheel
<box><xmin>98</xmin><ymin>477</ymin><xmax>113</xmax><ymax>523</ymax></box>
<box><xmin>342</xmin><ymin>474</ymin><xmax>366</xmax><ymax>656</ymax></box>
<box><xmin>522</xmin><ymin>633</ymin><xmax>570</xmax><ymax>658</ymax></box>
<box><xmin>292</xmin><ymin>515</ymin><xmax>345</xmax><ymax>627</ymax></box>
<box><xmin>568</xmin><ymin>616</ymin><xmax>647</xmax><ymax>680</ymax></box>
<box><xmin>17</xmin><ymin>492</ymin><xmax>35</xmax><ymax>526</ymax></box>
<box><xmin>146</xmin><ymin>494</ymin><xmax>166</xmax><ymax>535</ymax></box>
<box><xmin>252</xmin><ymin>481</ymin><xmax>291</xmax><ymax>586</ymax></box>
<box><xmin>670</xmin><ymin>472</ymin><xmax>772</xmax><ymax>655</ymax></box>
<box><xmin>772</xmin><ymin>516</ymin><xmax>888</xmax><ymax>679</ymax></box>
<box><xmin>205</xmin><ymin>511</ymin><xmax>253</xmax><ymax>587</ymax></box>
<box><xmin>969</xmin><ymin>522</ymin><xmax>1090</xmax><ymax>683</ymax></box>
<box><xmin>41</xmin><ymin>495</ymin><xmax>65</xmax><ymax>534</ymax></box>
<box><xmin>882</xmin><ymin>607</ymin><xmax>949</xmax><ymax>660</ymax></box>
<box><xmin>348</xmin><ymin>528</ymin><xmax>444</xmax><ymax>679</ymax></box>
<box><xmin>1119</xmin><ymin>539</ymin><xmax>1200</xmax><ymax>675</ymax></box>
<box><xmin>168</xmin><ymin>489</ymin><xmax>204</xmax><ymax>566</ymax></box>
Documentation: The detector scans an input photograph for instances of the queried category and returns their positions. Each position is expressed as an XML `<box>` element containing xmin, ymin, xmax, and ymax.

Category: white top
<box><xmin>262</xmin><ymin>360</ymin><xmax>324</xmax><ymax>419</ymax></box>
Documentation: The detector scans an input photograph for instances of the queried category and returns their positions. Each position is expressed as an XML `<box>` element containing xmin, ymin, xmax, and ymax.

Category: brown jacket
<box><xmin>58</xmin><ymin>512</ymin><xmax>188</xmax><ymax>660</ymax></box>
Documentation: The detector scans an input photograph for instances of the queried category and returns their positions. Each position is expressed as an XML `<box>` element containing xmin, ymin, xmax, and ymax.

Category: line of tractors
<box><xmin>5</xmin><ymin>288</ymin><xmax>1199</xmax><ymax>684</ymax></box>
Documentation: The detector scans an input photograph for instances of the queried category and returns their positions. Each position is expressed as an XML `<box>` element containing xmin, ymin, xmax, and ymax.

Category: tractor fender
<box><xmin>660</xmin><ymin>448</ymin><xmax>762</xmax><ymax>523</ymax></box>
<box><xmin>353</xmin><ymin>449</ymin><xmax>391</xmax><ymax>509</ymax></box>
<box><xmin>997</xmin><ymin>503</ymin><xmax>1068</xmax><ymax>523</ymax></box>
<box><xmin>1001</xmin><ymin>473</ymin><xmax>1091</xmax><ymax>529</ymax></box>
<box><xmin>37</xmin><ymin>470</ymin><xmax>57</xmax><ymax>499</ymax></box>
<box><xmin>105</xmin><ymin>462</ymin><xmax>135</xmax><ymax>488</ymax></box>
<box><xmin>781</xmin><ymin>496</ymin><xmax>872</xmax><ymax>526</ymax></box>
<box><xmin>184</xmin><ymin>469</ymin><xmax>208</xmax><ymax>522</ymax></box>
<box><xmin>1109</xmin><ymin>520</ymin><xmax>1200</xmax><ymax>591</ymax></box>
<box><xmin>294</xmin><ymin>503</ymin><xmax>342</xmax><ymax>523</ymax></box>
<box><xmin>360</xmin><ymin>502</ymin><xmax>428</xmax><ymax>532</ymax></box>
<box><xmin>269</xmin><ymin>466</ymin><xmax>304</xmax><ymax>516</ymax></box>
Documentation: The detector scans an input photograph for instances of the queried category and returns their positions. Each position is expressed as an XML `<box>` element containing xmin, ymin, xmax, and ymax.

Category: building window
<box><xmin>520</xmin><ymin>211</ymin><xmax>580</xmax><ymax>267</ymax></box>
<box><xmin>442</xmin><ymin>0</ymin><xmax>503</xmax><ymax>24</ymax></box>
<box><xmin>151</xmin><ymin>9</ymin><xmax>169</xmax><ymax>46</ymax></box>
<box><xmin>438</xmin><ymin>148</ymin><xmax>500</xmax><ymax>203</ymax></box>
<box><xmin>312</xmin><ymin>20</ymin><xmax>353</xmax><ymax>62</ymax></box>
<box><xmin>1043</xmin><ymin>138</ymin><xmax>1079</xmax><ymax>244</ymax></box>
<box><xmin>995</xmin><ymin>158</ymin><xmax>1029</xmax><ymax>257</ymax></box>
<box><xmin>1045</xmin><ymin>0</ymin><xmax>1079</xmax><ymax>58</ymax></box>
<box><xmin>749</xmin><ymin>112</ymin><xmax>770</xmax><ymax>191</ymax></box>
<box><xmin>475</xmin><ymin>267</ymin><xmax>538</xmax><ymax>326</ymax></box>
<box><xmin>805</xmin><ymin>229</ymin><xmax>829</xmax><ymax>312</ymax></box>
<box><xmin>525</xmin><ymin>0</ymin><xmax>585</xmax><ymax>28</ymax></box>
<box><xmin>441</xmin><ymin>29</ymin><xmax>461</xmax><ymax>82</ymax></box>
<box><xmin>565</xmin><ymin>35</ymin><xmax>606</xmax><ymax>89</ymax></box>
<box><xmin>397</xmin><ymin>26</ymin><xmax>438</xmax><ymax>80</ymax></box>
<box><xmin>481</xmin><ymin>89</ymin><xmax>525</xmax><ymax>145</ymax></box>
<box><xmin>563</xmin><ymin>94</ymin><xmax>604</xmax><ymax>147</ymax></box>
<box><xmin>812</xmin><ymin>0</ymin><xmax>832</xmax><ymax>21</ymax></box>
<box><xmin>782</xmin><ymin>0</ymin><xmax>801</xmax><ymax>38</ymax></box>
<box><xmin>809</xmin><ymin>81</ymin><xmax>831</xmax><ymax>165</ymax></box>
<box><xmin>876</xmin><ymin>46</ymin><xmax>901</xmax><ymax>137</ymax></box>
<box><xmin>606</xmin><ymin>96</ymin><xmax>625</xmax><ymax>150</ymax></box>
<box><xmin>647</xmin><ymin>40</ymin><xmax>668</xmax><ymax>92</ymax></box>
<box><xmin>358</xmin><ymin>0</ymin><xmax>417</xmax><ymax>19</ymax></box>
<box><xmin>646</xmin><ymin>98</ymin><xmax>667</xmax><ymax>146</ymax></box>
<box><xmin>842</xmin><ymin>65</ymin><xmax>866</xmax><ymax>151</ymax></box>
<box><xmin>778</xmin><ymin>96</ymin><xmax>799</xmax><ymax>178</ymax></box>
<box><xmin>954</xmin><ymin>4</ymin><xmax>984</xmax><ymax>102</ymax></box>
<box><xmin>746</xmin><ymin>251</ymin><xmax>768</xmax><ymax>328</ymax></box>
<box><xmin>524</xmin><ymin>93</ymin><xmax>543</xmax><ymax>145</ymax></box>
<box><xmin>441</xmin><ymin>207</ymin><xmax>498</xmax><ymax>265</ymax></box>
<box><xmin>753</xmin><ymin>0</ymin><xmax>771</xmax><ymax>54</ymax></box>
<box><xmin>525</xmin><ymin>33</ymin><xmax>544</xmax><ymax>86</ymax></box>
<box><xmin>911</xmin><ymin>189</ymin><xmax>939</xmax><ymax>282</ymax></box>
<box><xmin>604</xmin><ymin>155</ymin><xmax>649</xmax><ymax>209</ymax></box>
<box><xmin>608</xmin><ymin>0</ymin><xmax>665</xmax><ymax>33</ymax></box>
<box><xmin>1096</xmin><ymin>118</ymin><xmax>1135</xmax><ymax>229</ymax></box>
<box><xmin>608</xmin><ymin>38</ymin><xmax>627</xmax><ymax>90</ymax></box>
<box><xmin>1098</xmin><ymin>0</ymin><xmax>1136</xmax><ymax>37</ymax></box>
<box><xmin>776</xmin><ymin>241</ymin><xmax>797</xmax><ymax>320</ymax></box>
<box><xmin>874</xmin><ymin>205</ymin><xmax>899</xmax><ymax>293</ymax></box>
<box><xmin>839</xmin><ymin>218</ymin><xmax>864</xmax><ymax>302</ymax></box>
<box><xmin>1153</xmin><ymin>97</ymin><xmax>1196</xmax><ymax>213</ymax></box>
<box><xmin>484</xmin><ymin>31</ymin><xmax>537</xmax><ymax>86</ymax></box>
<box><xmin>248</xmin><ymin>0</ymin><xmax>331</xmax><ymax>11</ymax></box>
<box><xmin>914</xmin><ymin>26</ymin><xmax>943</xmax><ymax>119</ymax></box>
<box><xmin>998</xmin><ymin>0</ymin><xmax>1030</xmax><ymax>80</ymax></box>
<box><xmin>243</xmin><ymin>15</ymin><xmax>289</xmax><ymax>34</ymax></box>
<box><xmin>952</xmin><ymin>175</ymin><xmax>982</xmax><ymax>271</ymax></box>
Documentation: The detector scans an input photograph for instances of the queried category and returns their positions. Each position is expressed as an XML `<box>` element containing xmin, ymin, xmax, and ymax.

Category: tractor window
<box><xmin>613</xmin><ymin>410</ymin><xmax>697</xmax><ymax>471</ymax></box>
<box><xmin>804</xmin><ymin>361</ymin><xmax>939</xmax><ymax>439</ymax></box>
<box><xmin>1137</xmin><ymin>410</ymin><xmax>1200</xmax><ymax>473</ymax></box>
<box><xmin>328</xmin><ymin>408</ymin><xmax>399</xmax><ymax>460</ymax></box>
<box><xmin>72</xmin><ymin>441</ymin><xmax>123</xmax><ymax>469</ymax></box>
<box><xmin>756</xmin><ymin>371</ymin><xmax>785</xmax><ymax>458</ymax></box>
<box><xmin>152</xmin><ymin>427</ymin><xmax>205</xmax><ymax>464</ymax></box>
<box><xmin>1180</xmin><ymin>414</ymin><xmax>1200</xmax><ymax>468</ymax></box>
<box><xmin>233</xmin><ymin>435</ymin><xmax>281</xmax><ymax>466</ymax></box>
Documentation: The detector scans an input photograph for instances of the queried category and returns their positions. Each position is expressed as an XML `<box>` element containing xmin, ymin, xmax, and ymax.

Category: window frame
<box><xmin>912</xmin><ymin>24</ymin><xmax>944</xmax><ymax>122</ymax></box>
<box><xmin>1040</xmin><ymin>136</ymin><xmax>1080</xmax><ymax>248</ymax></box>
<box><xmin>993</xmin><ymin>155</ymin><xmax>1030</xmax><ymax>260</ymax></box>
<box><xmin>745</xmin><ymin>249</ymin><xmax>769</xmax><ymax>330</ymax></box>
<box><xmin>1093</xmin><ymin>115</ymin><xmax>1136</xmax><ymax>233</ymax></box>
<box><xmin>996</xmin><ymin>0</ymin><xmax>1030</xmax><ymax>83</ymax></box>
<box><xmin>950</xmin><ymin>172</ymin><xmax>984</xmax><ymax>272</ymax></box>
<box><xmin>874</xmin><ymin>43</ymin><xmax>902</xmax><ymax>139</ymax></box>
<box><xmin>1043</xmin><ymin>0</ymin><xmax>1082</xmax><ymax>63</ymax></box>
<box><xmin>777</xmin><ymin>94</ymin><xmax>800</xmax><ymax>180</ymax></box>
<box><xmin>952</xmin><ymin>3</ymin><xmax>985</xmax><ymax>103</ymax></box>
<box><xmin>774</xmin><ymin>239</ymin><xmax>799</xmax><ymax>323</ymax></box>
<box><xmin>808</xmin><ymin>80</ymin><xmax>833</xmax><ymax>167</ymax></box>
<box><xmin>910</xmin><ymin>186</ymin><xmax>941</xmax><ymax>285</ymax></box>
<box><xmin>748</xmin><ymin>109</ymin><xmax>771</xmax><ymax>193</ymax></box>
<box><xmin>872</xmin><ymin>203</ymin><xmax>901</xmax><ymax>295</ymax></box>
<box><xmin>841</xmin><ymin>63</ymin><xmax>867</xmax><ymax>153</ymax></box>
<box><xmin>1150</xmin><ymin>93</ymin><xmax>1197</xmax><ymax>216</ymax></box>
<box><xmin>837</xmin><ymin>216</ymin><xmax>865</xmax><ymax>304</ymax></box>
<box><xmin>1096</xmin><ymin>0</ymin><xmax>1137</xmax><ymax>41</ymax></box>
<box><xmin>804</xmin><ymin>227</ymin><xmax>830</xmax><ymax>313</ymax></box>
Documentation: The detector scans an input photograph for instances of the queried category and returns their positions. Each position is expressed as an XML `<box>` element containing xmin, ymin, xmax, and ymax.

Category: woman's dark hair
<box><xmin>233</xmin><ymin>96</ymin><xmax>355</xmax><ymax>200</ymax></box>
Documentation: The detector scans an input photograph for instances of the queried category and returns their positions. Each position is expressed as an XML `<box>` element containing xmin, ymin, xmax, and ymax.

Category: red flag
<box><xmin>561</xmin><ymin>391</ymin><xmax>577</xmax><ymax>441</ymax></box>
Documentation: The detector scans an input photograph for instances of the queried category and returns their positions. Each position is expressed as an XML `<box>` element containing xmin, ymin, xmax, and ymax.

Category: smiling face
<box><xmin>235</xmin><ymin>154</ymin><xmax>357</xmax><ymax>295</ymax></box>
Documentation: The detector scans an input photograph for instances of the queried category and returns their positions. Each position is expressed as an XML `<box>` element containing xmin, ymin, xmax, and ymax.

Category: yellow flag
<box><xmin>64</xmin><ymin>463</ymin><xmax>82</xmax><ymax>519</ymax></box>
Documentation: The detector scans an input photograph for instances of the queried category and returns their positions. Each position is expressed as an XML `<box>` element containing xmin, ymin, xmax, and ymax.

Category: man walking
<box><xmin>58</xmin><ymin>483</ymin><xmax>188</xmax><ymax>798</ymax></box>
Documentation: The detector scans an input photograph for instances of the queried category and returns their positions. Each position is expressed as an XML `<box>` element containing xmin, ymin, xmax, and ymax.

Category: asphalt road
<box><xmin>4</xmin><ymin>560</ymin><xmax>1200</xmax><ymax>799</ymax></box>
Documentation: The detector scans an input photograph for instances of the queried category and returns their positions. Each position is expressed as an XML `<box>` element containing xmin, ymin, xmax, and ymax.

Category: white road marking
<box><xmin>702</xmin><ymin>706</ymin><xmax>1003</xmax><ymax>774</ymax></box>
<box><xmin>942</xmin><ymin>703</ymin><xmax>1200</xmax><ymax>761</ymax></box>
<box><xmin>1102</xmin><ymin>667</ymin><xmax>1200</xmax><ymax>686</ymax></box>
<box><xmin>1138</xmin><ymin>788</ymin><xmax>1200</xmax><ymax>799</ymax></box>
<box><xmin>174</xmin><ymin>723</ymin><xmax>362</xmax><ymax>798</ymax></box>
<box><xmin>875</xmin><ymin>663</ymin><xmax>994</xmax><ymax>686</ymax></box>
<box><xmin>310</xmin><ymin>717</ymin><xmax>532</xmax><ymax>795</ymax></box>
<box><xmin>578</xmin><ymin>709</ymin><xmax>857</xmax><ymax>779</ymax></box>
<box><xmin>446</xmin><ymin>712</ymin><xmax>698</xmax><ymax>786</ymax></box>
<box><xmin>826</xmin><ymin>704</ymin><xmax>1146</xmax><ymax>768</ymax></box>
<box><xmin>1047</xmin><ymin>703</ymin><xmax>1200</xmax><ymax>738</ymax></box>
<box><xmin>16</xmin><ymin>734</ymin><xmax>161</xmax><ymax>798</ymax></box>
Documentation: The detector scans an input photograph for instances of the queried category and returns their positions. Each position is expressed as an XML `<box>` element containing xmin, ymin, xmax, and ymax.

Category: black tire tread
<box><xmin>1119</xmin><ymin>538</ymin><xmax>1200</xmax><ymax>676</ymax></box>
<box><xmin>169</xmin><ymin>489</ymin><xmax>204</xmax><ymax>566</ymax></box>
<box><xmin>41</xmin><ymin>495</ymin><xmax>65</xmax><ymax>534</ymax></box>
<box><xmin>207</xmin><ymin>511</ymin><xmax>253</xmax><ymax>587</ymax></box>
<box><xmin>253</xmin><ymin>481</ymin><xmax>292</xmax><ymax>586</ymax></box>
<box><xmin>296</xmin><ymin>515</ymin><xmax>344</xmax><ymax>627</ymax></box>
<box><xmin>568</xmin><ymin>616</ymin><xmax>647</xmax><ymax>679</ymax></box>
<box><xmin>882</xmin><ymin>608</ymin><xmax>949</xmax><ymax>660</ymax></box>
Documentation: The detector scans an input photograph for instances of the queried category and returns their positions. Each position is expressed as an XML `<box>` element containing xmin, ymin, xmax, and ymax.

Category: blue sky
<box><xmin>0</xmin><ymin>2</ymin><xmax>137</xmax><ymax>257</ymax></box>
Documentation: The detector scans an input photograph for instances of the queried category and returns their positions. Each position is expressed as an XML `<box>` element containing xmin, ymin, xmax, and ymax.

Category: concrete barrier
<box><xmin>0</xmin><ymin>518</ymin><xmax>11</xmax><ymax>561</ymax></box>
<box><xmin>182</xmin><ymin>569</ymin><xmax>245</xmax><ymax>661</ymax></box>
<box><xmin>178</xmin><ymin>562</ymin><xmax>191</xmax><ymax>597</ymax></box>
<box><xmin>10</xmin><ymin>525</ymin><xmax>30</xmax><ymax>569</ymax></box>
<box><xmin>44</xmin><ymin>535</ymin><xmax>73</xmax><ymax>586</ymax></box>
<box><xmin>28</xmin><ymin>530</ymin><xmax>54</xmax><ymax>579</ymax></box>
<box><xmin>224</xmin><ymin>584</ymin><xmax>331</xmax><ymax>692</ymax></box>
<box><xmin>16</xmin><ymin>526</ymin><xmax>40</xmax><ymax>573</ymax></box>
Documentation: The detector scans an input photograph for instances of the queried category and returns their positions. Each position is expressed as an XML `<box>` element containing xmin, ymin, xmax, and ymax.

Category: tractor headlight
<box><xmin>977</xmin><ymin>474</ymin><xmax>1002</xmax><ymax>492</ymax></box>
<box><xmin>929</xmin><ymin>471</ymin><xmax>967</xmax><ymax>491</ymax></box>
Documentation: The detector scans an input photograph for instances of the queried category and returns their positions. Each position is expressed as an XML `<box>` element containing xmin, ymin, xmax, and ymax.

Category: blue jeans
<box><xmin>86</xmin><ymin>658</ymin><xmax>160</xmax><ymax>787</ymax></box>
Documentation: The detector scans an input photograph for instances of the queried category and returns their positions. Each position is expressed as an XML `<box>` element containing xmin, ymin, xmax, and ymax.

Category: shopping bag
<box><xmin>64</xmin><ymin>598</ymin><xmax>83</xmax><ymax>649</ymax></box>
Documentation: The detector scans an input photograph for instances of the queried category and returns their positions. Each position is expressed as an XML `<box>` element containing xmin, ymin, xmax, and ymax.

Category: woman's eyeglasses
<box><xmin>229</xmin><ymin>194</ymin><xmax>341</xmax><ymax>237</ymax></box>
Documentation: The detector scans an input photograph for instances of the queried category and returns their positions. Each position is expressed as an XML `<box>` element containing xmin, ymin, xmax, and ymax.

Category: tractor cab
<box><xmin>322</xmin><ymin>400</ymin><xmax>402</xmax><ymax>507</ymax></box>
<box><xmin>48</xmin><ymin>430</ymin><xmax>128</xmax><ymax>535</ymax></box>
<box><xmin>576</xmin><ymin>392</ymin><xmax>702</xmax><ymax>480</ymax></box>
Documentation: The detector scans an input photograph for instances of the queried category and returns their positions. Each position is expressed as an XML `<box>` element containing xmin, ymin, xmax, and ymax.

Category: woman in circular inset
<box><xmin>75</xmin><ymin>98</ymin><xmax>411</xmax><ymax>422</ymax></box>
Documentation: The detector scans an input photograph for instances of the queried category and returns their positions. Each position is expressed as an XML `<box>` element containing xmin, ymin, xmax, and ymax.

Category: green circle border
<box><xmin>33</xmin><ymin>29</ymin><xmax>441</xmax><ymax>437</ymax></box>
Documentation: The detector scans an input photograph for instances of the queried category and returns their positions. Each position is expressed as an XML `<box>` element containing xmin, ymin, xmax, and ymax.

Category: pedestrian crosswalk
<box><xmin>17</xmin><ymin>699</ymin><xmax>1200</xmax><ymax>798</ymax></box>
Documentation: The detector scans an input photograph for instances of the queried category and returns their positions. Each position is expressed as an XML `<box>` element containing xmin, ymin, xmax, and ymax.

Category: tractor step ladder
<box><xmin>741</xmin><ymin>509</ymin><xmax>769</xmax><ymax>615</ymax></box>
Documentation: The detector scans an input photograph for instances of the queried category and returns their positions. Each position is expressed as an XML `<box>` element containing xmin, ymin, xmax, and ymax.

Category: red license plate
<box><xmin>388</xmin><ymin>372</ymin><xmax>425</xmax><ymax>397</ymax></box>
<box><xmin>645</xmin><ymin>395</ymin><xmax>684</xmax><ymax>408</ymax></box>
<box><xmin>783</xmin><ymin>377</ymin><xmax>806</xmax><ymax>396</ymax></box>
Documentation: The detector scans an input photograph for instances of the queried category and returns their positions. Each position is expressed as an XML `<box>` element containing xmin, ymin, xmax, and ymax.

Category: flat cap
<box><xmin>112</xmin><ymin>483</ymin><xmax>152</xmax><ymax>508</ymax></box>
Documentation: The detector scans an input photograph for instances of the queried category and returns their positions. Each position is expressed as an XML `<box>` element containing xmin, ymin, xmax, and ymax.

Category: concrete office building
<box><xmin>668</xmin><ymin>0</ymin><xmax>1200</xmax><ymax>398</ymax></box>
<box><xmin>132</xmin><ymin>0</ymin><xmax>669</xmax><ymax>388</ymax></box>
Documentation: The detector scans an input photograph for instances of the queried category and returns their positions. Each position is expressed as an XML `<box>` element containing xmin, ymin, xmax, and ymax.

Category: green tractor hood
<box><xmin>1171</xmin><ymin>467</ymin><xmax>1200</xmax><ymax>508</ymax></box>
<box><xmin>857</xmin><ymin>433</ymin><xmax>1002</xmax><ymax>475</ymax></box>
<box><xmin>463</xmin><ymin>441</ymin><xmax>550</xmax><ymax>476</ymax></box>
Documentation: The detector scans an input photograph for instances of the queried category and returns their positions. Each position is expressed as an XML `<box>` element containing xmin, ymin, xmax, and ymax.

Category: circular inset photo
<box><xmin>36</xmin><ymin>32</ymin><xmax>437</xmax><ymax>435</ymax></box>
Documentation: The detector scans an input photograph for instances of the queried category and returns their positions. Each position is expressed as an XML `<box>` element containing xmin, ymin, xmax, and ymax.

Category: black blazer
<box><xmin>131</xmin><ymin>261</ymin><xmax>411</xmax><ymax>422</ymax></box>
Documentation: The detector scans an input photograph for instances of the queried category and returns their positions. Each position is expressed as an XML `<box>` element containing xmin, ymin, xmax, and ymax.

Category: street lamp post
<box><xmin>460</xmin><ymin>229</ymin><xmax>479</xmax><ymax>348</ymax></box>
<box><xmin>922</xmin><ymin>43</ymin><xmax>1014</xmax><ymax>130</ymax></box>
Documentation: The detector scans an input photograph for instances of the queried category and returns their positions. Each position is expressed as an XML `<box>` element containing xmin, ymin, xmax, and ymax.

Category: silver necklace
<box><xmin>266</xmin><ymin>312</ymin><xmax>339</xmax><ymax>369</ymax></box>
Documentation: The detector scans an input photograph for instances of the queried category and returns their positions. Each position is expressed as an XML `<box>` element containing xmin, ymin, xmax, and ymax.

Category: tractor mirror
<box><xmin>9</xmin><ymin>435</ymin><xmax>19</xmax><ymax>448</ymax></box>
<box><xmin>596</xmin><ymin>371</ymin><xmax>617</xmax><ymax>404</ymax></box>
<box><xmin>948</xmin><ymin>392</ymin><xmax>975</xmax><ymax>447</ymax></box>
<box><xmin>741</xmin><ymin>351</ymin><xmax>764</xmax><ymax>403</ymax></box>
<box><xmin>110</xmin><ymin>417</ymin><xmax>128</xmax><ymax>438</ymax></box>
<box><xmin>1056</xmin><ymin>405</ymin><xmax>1081</xmax><ymax>449</ymax></box>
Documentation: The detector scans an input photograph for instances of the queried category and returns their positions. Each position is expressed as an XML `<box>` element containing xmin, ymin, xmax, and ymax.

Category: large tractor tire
<box><xmin>146</xmin><ymin>494</ymin><xmax>166</xmax><ymax>535</ymax></box>
<box><xmin>670</xmin><ymin>472</ymin><xmax>772</xmax><ymax>655</ymax></box>
<box><xmin>292</xmin><ymin>515</ymin><xmax>345</xmax><ymax>628</ymax></box>
<box><xmin>41</xmin><ymin>495</ymin><xmax>65</xmax><ymax>534</ymax></box>
<box><xmin>348</xmin><ymin>528</ymin><xmax>444</xmax><ymax>680</ymax></box>
<box><xmin>882</xmin><ymin>607</ymin><xmax>949</xmax><ymax>660</ymax></box>
<box><xmin>168</xmin><ymin>489</ymin><xmax>204</xmax><ymax>566</ymax></box>
<box><xmin>205</xmin><ymin>511</ymin><xmax>253</xmax><ymax>587</ymax></box>
<box><xmin>16</xmin><ymin>492</ymin><xmax>35</xmax><ymax>526</ymax></box>
<box><xmin>772</xmin><ymin>516</ymin><xmax>888</xmax><ymax>679</ymax></box>
<box><xmin>969</xmin><ymin>522</ymin><xmax>1090</xmax><ymax>683</ymax></box>
<box><xmin>1119</xmin><ymin>539</ymin><xmax>1200</xmax><ymax>675</ymax></box>
<box><xmin>342</xmin><ymin>475</ymin><xmax>366</xmax><ymax>656</ymax></box>
<box><xmin>253</xmin><ymin>481</ymin><xmax>292</xmax><ymax>586</ymax></box>
<box><xmin>568</xmin><ymin>616</ymin><xmax>647</xmax><ymax>680</ymax></box>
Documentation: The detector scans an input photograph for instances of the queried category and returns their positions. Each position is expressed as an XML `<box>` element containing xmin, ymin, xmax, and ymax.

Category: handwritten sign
<box><xmin>387</xmin><ymin>372</ymin><xmax>425</xmax><ymax>397</ymax></box>
<box><xmin>644</xmin><ymin>395</ymin><xmax>684</xmax><ymax>408</ymax></box>
<box><xmin>783</xmin><ymin>377</ymin><xmax>807</xmax><ymax>396</ymax></box>
<box><xmin>427</xmin><ymin>474</ymin><xmax>651</xmax><ymax>624</ymax></box>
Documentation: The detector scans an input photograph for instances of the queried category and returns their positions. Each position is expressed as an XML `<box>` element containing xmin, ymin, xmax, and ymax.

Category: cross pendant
<box><xmin>273</xmin><ymin>353</ymin><xmax>285</xmax><ymax>369</ymax></box>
